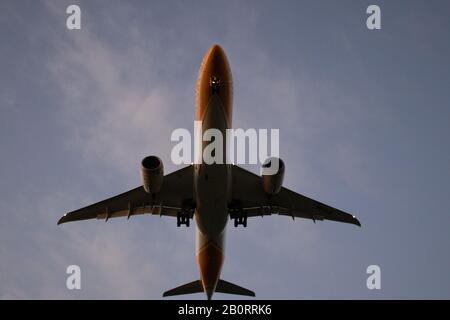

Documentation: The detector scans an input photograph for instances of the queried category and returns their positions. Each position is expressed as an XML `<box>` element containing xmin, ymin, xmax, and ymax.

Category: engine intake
<box><xmin>141</xmin><ymin>156</ymin><xmax>164</xmax><ymax>194</ymax></box>
<box><xmin>261</xmin><ymin>157</ymin><xmax>285</xmax><ymax>195</ymax></box>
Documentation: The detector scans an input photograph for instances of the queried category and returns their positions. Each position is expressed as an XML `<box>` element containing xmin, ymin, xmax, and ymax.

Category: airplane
<box><xmin>58</xmin><ymin>44</ymin><xmax>361</xmax><ymax>300</ymax></box>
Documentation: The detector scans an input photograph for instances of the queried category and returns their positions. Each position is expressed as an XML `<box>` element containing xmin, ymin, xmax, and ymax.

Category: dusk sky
<box><xmin>1</xmin><ymin>0</ymin><xmax>449</xmax><ymax>299</ymax></box>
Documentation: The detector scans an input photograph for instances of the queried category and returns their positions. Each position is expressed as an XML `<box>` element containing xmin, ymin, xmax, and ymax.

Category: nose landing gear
<box><xmin>210</xmin><ymin>76</ymin><xmax>221</xmax><ymax>94</ymax></box>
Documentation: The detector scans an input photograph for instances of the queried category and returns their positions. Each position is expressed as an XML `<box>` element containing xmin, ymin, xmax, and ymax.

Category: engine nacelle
<box><xmin>141</xmin><ymin>156</ymin><xmax>164</xmax><ymax>194</ymax></box>
<box><xmin>261</xmin><ymin>157</ymin><xmax>285</xmax><ymax>195</ymax></box>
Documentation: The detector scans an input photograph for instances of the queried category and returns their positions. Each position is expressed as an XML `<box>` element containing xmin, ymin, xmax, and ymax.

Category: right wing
<box><xmin>58</xmin><ymin>165</ymin><xmax>193</xmax><ymax>225</ymax></box>
<box><xmin>232</xmin><ymin>165</ymin><xmax>360</xmax><ymax>227</ymax></box>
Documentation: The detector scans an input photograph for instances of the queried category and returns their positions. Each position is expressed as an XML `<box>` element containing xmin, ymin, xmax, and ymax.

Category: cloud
<box><xmin>0</xmin><ymin>190</ymin><xmax>179</xmax><ymax>299</ymax></box>
<box><xmin>47</xmin><ymin>27</ymin><xmax>178</xmax><ymax>178</ymax></box>
<box><xmin>1</xmin><ymin>2</ymin><xmax>195</xmax><ymax>299</ymax></box>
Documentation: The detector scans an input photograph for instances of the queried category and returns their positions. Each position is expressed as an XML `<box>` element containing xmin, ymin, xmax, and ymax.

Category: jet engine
<box><xmin>141</xmin><ymin>156</ymin><xmax>164</xmax><ymax>194</ymax></box>
<box><xmin>261</xmin><ymin>157</ymin><xmax>285</xmax><ymax>195</ymax></box>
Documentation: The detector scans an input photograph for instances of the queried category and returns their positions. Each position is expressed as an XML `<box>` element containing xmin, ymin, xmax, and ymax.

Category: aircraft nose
<box><xmin>202</xmin><ymin>44</ymin><xmax>230</xmax><ymax>76</ymax></box>
<box><xmin>195</xmin><ymin>43</ymin><xmax>233</xmax><ymax>124</ymax></box>
<box><xmin>210</xmin><ymin>44</ymin><xmax>222</xmax><ymax>52</ymax></box>
<box><xmin>204</xmin><ymin>44</ymin><xmax>229</xmax><ymax>72</ymax></box>
<box><xmin>208</xmin><ymin>44</ymin><xmax>226</xmax><ymax>63</ymax></box>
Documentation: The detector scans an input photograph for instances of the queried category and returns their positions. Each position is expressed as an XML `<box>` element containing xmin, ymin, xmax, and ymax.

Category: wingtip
<box><xmin>352</xmin><ymin>216</ymin><xmax>362</xmax><ymax>227</ymax></box>
<box><xmin>57</xmin><ymin>215</ymin><xmax>68</xmax><ymax>226</ymax></box>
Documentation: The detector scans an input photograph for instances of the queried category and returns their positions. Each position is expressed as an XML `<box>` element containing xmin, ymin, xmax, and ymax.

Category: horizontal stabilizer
<box><xmin>215</xmin><ymin>279</ymin><xmax>255</xmax><ymax>297</ymax></box>
<box><xmin>163</xmin><ymin>280</ymin><xmax>203</xmax><ymax>297</ymax></box>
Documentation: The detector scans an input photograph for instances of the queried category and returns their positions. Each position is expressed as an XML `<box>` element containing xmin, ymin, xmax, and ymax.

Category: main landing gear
<box><xmin>177</xmin><ymin>209</ymin><xmax>193</xmax><ymax>227</ymax></box>
<box><xmin>230</xmin><ymin>207</ymin><xmax>247</xmax><ymax>228</ymax></box>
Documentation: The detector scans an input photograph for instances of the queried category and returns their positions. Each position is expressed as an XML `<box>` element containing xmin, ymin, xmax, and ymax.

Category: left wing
<box><xmin>58</xmin><ymin>165</ymin><xmax>193</xmax><ymax>225</ymax></box>
<box><xmin>231</xmin><ymin>165</ymin><xmax>360</xmax><ymax>227</ymax></box>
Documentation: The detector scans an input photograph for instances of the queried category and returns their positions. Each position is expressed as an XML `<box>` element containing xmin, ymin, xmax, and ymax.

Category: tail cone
<box><xmin>206</xmin><ymin>288</ymin><xmax>213</xmax><ymax>300</ymax></box>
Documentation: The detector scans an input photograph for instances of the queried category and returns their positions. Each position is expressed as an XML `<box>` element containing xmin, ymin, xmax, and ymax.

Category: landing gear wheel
<box><xmin>232</xmin><ymin>211</ymin><xmax>248</xmax><ymax>228</ymax></box>
<box><xmin>177</xmin><ymin>211</ymin><xmax>190</xmax><ymax>227</ymax></box>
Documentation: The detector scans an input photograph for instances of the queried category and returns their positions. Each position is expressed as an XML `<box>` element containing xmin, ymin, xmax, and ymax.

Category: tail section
<box><xmin>162</xmin><ymin>280</ymin><xmax>203</xmax><ymax>297</ymax></box>
<box><xmin>215</xmin><ymin>279</ymin><xmax>255</xmax><ymax>297</ymax></box>
<box><xmin>162</xmin><ymin>279</ymin><xmax>255</xmax><ymax>299</ymax></box>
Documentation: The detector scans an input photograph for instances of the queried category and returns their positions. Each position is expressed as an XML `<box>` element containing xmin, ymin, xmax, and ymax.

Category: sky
<box><xmin>0</xmin><ymin>0</ymin><xmax>449</xmax><ymax>299</ymax></box>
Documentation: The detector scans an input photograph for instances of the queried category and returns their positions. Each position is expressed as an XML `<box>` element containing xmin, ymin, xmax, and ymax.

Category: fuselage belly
<box><xmin>194</xmin><ymin>45</ymin><xmax>233</xmax><ymax>299</ymax></box>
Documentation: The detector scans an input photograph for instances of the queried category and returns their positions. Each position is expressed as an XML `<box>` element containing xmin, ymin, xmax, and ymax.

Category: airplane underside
<box><xmin>57</xmin><ymin>44</ymin><xmax>360</xmax><ymax>300</ymax></box>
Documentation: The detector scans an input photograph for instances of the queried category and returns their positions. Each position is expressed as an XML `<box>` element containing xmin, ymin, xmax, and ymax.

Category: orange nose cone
<box><xmin>196</xmin><ymin>44</ymin><xmax>233</xmax><ymax>125</ymax></box>
<box><xmin>208</xmin><ymin>44</ymin><xmax>226</xmax><ymax>62</ymax></box>
<box><xmin>210</xmin><ymin>44</ymin><xmax>230</xmax><ymax>69</ymax></box>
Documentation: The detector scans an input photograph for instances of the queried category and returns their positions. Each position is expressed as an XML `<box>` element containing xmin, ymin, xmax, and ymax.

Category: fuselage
<box><xmin>194</xmin><ymin>44</ymin><xmax>232</xmax><ymax>300</ymax></box>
